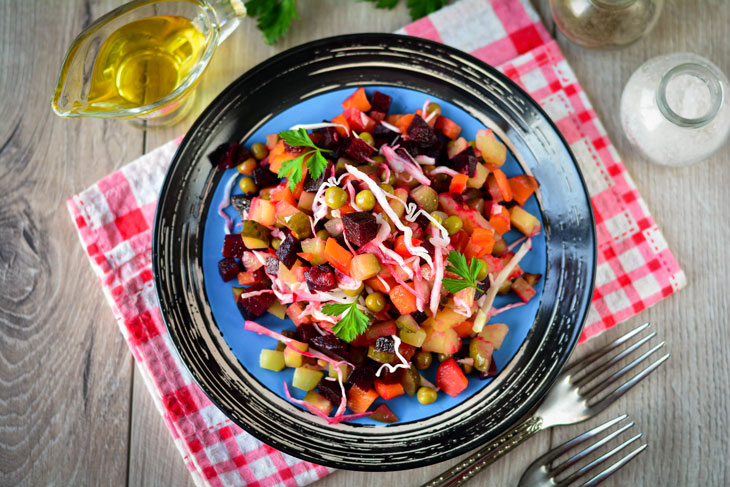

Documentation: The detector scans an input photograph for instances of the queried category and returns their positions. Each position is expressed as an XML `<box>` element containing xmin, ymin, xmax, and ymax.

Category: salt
<box><xmin>620</xmin><ymin>53</ymin><xmax>730</xmax><ymax>167</ymax></box>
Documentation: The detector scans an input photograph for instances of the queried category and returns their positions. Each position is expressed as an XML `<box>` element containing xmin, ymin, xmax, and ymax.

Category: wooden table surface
<box><xmin>1</xmin><ymin>1</ymin><xmax>728</xmax><ymax>486</ymax></box>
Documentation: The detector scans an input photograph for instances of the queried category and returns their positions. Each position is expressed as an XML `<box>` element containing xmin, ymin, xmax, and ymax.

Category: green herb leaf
<box><xmin>406</xmin><ymin>0</ymin><xmax>448</xmax><ymax>19</ymax></box>
<box><xmin>279</xmin><ymin>128</ymin><xmax>319</xmax><ymax>150</ymax></box>
<box><xmin>442</xmin><ymin>250</ymin><xmax>483</xmax><ymax>294</ymax></box>
<box><xmin>361</xmin><ymin>0</ymin><xmax>400</xmax><ymax>9</ymax></box>
<box><xmin>245</xmin><ymin>0</ymin><xmax>299</xmax><ymax>45</ymax></box>
<box><xmin>322</xmin><ymin>301</ymin><xmax>370</xmax><ymax>343</ymax></box>
<box><xmin>276</xmin><ymin>128</ymin><xmax>330</xmax><ymax>191</ymax></box>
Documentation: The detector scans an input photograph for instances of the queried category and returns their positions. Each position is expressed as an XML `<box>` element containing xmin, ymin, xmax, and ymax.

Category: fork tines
<box><xmin>532</xmin><ymin>415</ymin><xmax>647</xmax><ymax>487</ymax></box>
<box><xmin>567</xmin><ymin>322</ymin><xmax>670</xmax><ymax>410</ymax></box>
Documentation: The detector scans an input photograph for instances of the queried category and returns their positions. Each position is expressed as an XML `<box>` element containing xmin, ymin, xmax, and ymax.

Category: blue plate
<box><xmin>202</xmin><ymin>86</ymin><xmax>546</xmax><ymax>425</ymax></box>
<box><xmin>153</xmin><ymin>34</ymin><xmax>596</xmax><ymax>471</ymax></box>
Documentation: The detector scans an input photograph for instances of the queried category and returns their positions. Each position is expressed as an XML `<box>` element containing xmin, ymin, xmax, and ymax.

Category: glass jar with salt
<box><xmin>620</xmin><ymin>53</ymin><xmax>730</xmax><ymax>167</ymax></box>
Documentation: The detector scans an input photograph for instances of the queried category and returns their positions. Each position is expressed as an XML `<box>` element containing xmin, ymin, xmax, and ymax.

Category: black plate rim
<box><xmin>152</xmin><ymin>33</ymin><xmax>597</xmax><ymax>471</ymax></box>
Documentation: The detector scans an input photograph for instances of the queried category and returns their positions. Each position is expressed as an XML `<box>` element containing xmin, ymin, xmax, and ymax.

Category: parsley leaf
<box><xmin>442</xmin><ymin>250</ymin><xmax>484</xmax><ymax>294</ymax></box>
<box><xmin>362</xmin><ymin>0</ymin><xmax>448</xmax><ymax>19</ymax></box>
<box><xmin>322</xmin><ymin>301</ymin><xmax>370</xmax><ymax>343</ymax></box>
<box><xmin>277</xmin><ymin>129</ymin><xmax>330</xmax><ymax>191</ymax></box>
<box><xmin>245</xmin><ymin>0</ymin><xmax>298</xmax><ymax>45</ymax></box>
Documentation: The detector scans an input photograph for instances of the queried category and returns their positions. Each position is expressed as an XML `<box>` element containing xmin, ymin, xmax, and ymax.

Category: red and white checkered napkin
<box><xmin>67</xmin><ymin>0</ymin><xmax>685</xmax><ymax>485</ymax></box>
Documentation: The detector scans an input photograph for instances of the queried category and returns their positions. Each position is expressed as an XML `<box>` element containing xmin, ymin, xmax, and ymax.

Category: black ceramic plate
<box><xmin>153</xmin><ymin>34</ymin><xmax>596</xmax><ymax>471</ymax></box>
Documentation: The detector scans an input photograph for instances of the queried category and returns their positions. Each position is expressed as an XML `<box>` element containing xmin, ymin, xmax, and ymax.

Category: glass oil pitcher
<box><xmin>52</xmin><ymin>0</ymin><xmax>245</xmax><ymax>126</ymax></box>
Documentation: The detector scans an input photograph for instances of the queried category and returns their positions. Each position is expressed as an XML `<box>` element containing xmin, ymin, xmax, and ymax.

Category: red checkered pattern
<box><xmin>67</xmin><ymin>1</ymin><xmax>685</xmax><ymax>485</ymax></box>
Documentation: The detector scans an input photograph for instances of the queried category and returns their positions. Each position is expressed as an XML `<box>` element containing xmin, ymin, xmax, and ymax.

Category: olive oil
<box><xmin>86</xmin><ymin>16</ymin><xmax>206</xmax><ymax>110</ymax></box>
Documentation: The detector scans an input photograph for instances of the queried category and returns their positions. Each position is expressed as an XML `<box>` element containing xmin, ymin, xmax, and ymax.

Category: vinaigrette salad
<box><xmin>212</xmin><ymin>88</ymin><xmax>542</xmax><ymax>424</ymax></box>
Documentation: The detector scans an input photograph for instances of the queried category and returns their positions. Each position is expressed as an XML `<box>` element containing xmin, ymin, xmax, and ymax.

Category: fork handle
<box><xmin>420</xmin><ymin>416</ymin><xmax>544</xmax><ymax>487</ymax></box>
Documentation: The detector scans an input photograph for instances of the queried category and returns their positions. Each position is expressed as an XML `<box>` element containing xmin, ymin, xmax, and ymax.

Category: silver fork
<box><xmin>422</xmin><ymin>322</ymin><xmax>669</xmax><ymax>487</ymax></box>
<box><xmin>517</xmin><ymin>414</ymin><xmax>647</xmax><ymax>487</ymax></box>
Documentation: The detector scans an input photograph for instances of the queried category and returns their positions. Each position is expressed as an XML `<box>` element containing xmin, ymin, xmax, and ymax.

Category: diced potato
<box><xmin>284</xmin><ymin>340</ymin><xmax>309</xmax><ymax>368</ymax></box>
<box><xmin>476</xmin><ymin>129</ymin><xmax>507</xmax><ymax>166</ymax></box>
<box><xmin>350</xmin><ymin>254</ymin><xmax>382</xmax><ymax>281</ymax></box>
<box><xmin>399</xmin><ymin>327</ymin><xmax>427</xmax><ymax>347</ymax></box>
<box><xmin>479</xmin><ymin>323</ymin><xmax>509</xmax><ymax>349</ymax></box>
<box><xmin>303</xmin><ymin>390</ymin><xmax>333</xmax><ymax>415</ymax></box>
<box><xmin>424</xmin><ymin>308</ymin><xmax>466</xmax><ymax>332</ymax></box>
<box><xmin>509</xmin><ymin>206</ymin><xmax>541</xmax><ymax>236</ymax></box>
<box><xmin>259</xmin><ymin>349</ymin><xmax>285</xmax><ymax>372</ymax></box>
<box><xmin>292</xmin><ymin>367</ymin><xmax>323</xmax><ymax>391</ymax></box>
<box><xmin>421</xmin><ymin>327</ymin><xmax>461</xmax><ymax>355</ymax></box>
<box><xmin>467</xmin><ymin>163</ymin><xmax>488</xmax><ymax>189</ymax></box>
<box><xmin>248</xmin><ymin>198</ymin><xmax>276</xmax><ymax>227</ymax></box>
<box><xmin>328</xmin><ymin>362</ymin><xmax>351</xmax><ymax>380</ymax></box>
<box><xmin>267</xmin><ymin>301</ymin><xmax>287</xmax><ymax>320</ymax></box>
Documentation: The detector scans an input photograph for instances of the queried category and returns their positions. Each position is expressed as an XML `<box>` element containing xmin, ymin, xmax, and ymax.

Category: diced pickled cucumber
<box><xmin>283</xmin><ymin>212</ymin><xmax>313</xmax><ymax>240</ymax></box>
<box><xmin>328</xmin><ymin>362</ymin><xmax>351</xmax><ymax>380</ymax></box>
<box><xmin>401</xmin><ymin>367</ymin><xmax>421</xmax><ymax>397</ymax></box>
<box><xmin>368</xmin><ymin>346</ymin><xmax>395</xmax><ymax>364</ymax></box>
<box><xmin>469</xmin><ymin>338</ymin><xmax>494</xmax><ymax>372</ymax></box>
<box><xmin>292</xmin><ymin>367</ymin><xmax>324</xmax><ymax>391</ymax></box>
<box><xmin>284</xmin><ymin>341</ymin><xmax>309</xmax><ymax>368</ymax></box>
<box><xmin>399</xmin><ymin>327</ymin><xmax>427</xmax><ymax>347</ymax></box>
<box><xmin>303</xmin><ymin>390</ymin><xmax>333</xmax><ymax>415</ymax></box>
<box><xmin>395</xmin><ymin>314</ymin><xmax>420</xmax><ymax>333</ymax></box>
<box><xmin>411</xmin><ymin>185</ymin><xmax>439</xmax><ymax>213</ymax></box>
<box><xmin>259</xmin><ymin>349</ymin><xmax>285</xmax><ymax>371</ymax></box>
<box><xmin>241</xmin><ymin>220</ymin><xmax>270</xmax><ymax>249</ymax></box>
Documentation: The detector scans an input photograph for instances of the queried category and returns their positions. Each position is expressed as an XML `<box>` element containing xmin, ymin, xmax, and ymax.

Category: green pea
<box><xmin>371</xmin><ymin>155</ymin><xmax>386</xmax><ymax>164</ymax></box>
<box><xmin>425</xmin><ymin>102</ymin><xmax>442</xmax><ymax>119</ymax></box>
<box><xmin>365</xmin><ymin>292</ymin><xmax>386</xmax><ymax>312</ymax></box>
<box><xmin>237</xmin><ymin>157</ymin><xmax>257</xmax><ymax>175</ymax></box>
<box><xmin>413</xmin><ymin>351</ymin><xmax>433</xmax><ymax>370</ymax></box>
<box><xmin>359</xmin><ymin>132</ymin><xmax>375</xmax><ymax>146</ymax></box>
<box><xmin>250</xmin><ymin>142</ymin><xmax>268</xmax><ymax>161</ymax></box>
<box><xmin>443</xmin><ymin>216</ymin><xmax>463</xmax><ymax>235</ymax></box>
<box><xmin>355</xmin><ymin>190</ymin><xmax>376</xmax><ymax>211</ymax></box>
<box><xmin>239</xmin><ymin>177</ymin><xmax>257</xmax><ymax>195</ymax></box>
<box><xmin>379</xmin><ymin>183</ymin><xmax>394</xmax><ymax>194</ymax></box>
<box><xmin>325</xmin><ymin>187</ymin><xmax>348</xmax><ymax>209</ymax></box>
<box><xmin>343</xmin><ymin>283</ymin><xmax>364</xmax><ymax>297</ymax></box>
<box><xmin>417</xmin><ymin>386</ymin><xmax>438</xmax><ymax>405</ymax></box>
<box><xmin>437</xmin><ymin>353</ymin><xmax>452</xmax><ymax>362</ymax></box>
<box><xmin>316</xmin><ymin>229</ymin><xmax>330</xmax><ymax>241</ymax></box>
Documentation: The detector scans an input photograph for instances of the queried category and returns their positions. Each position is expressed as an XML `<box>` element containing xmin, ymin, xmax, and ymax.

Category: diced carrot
<box><xmin>394</xmin><ymin>234</ymin><xmax>423</xmax><ymax>258</ymax></box>
<box><xmin>449</xmin><ymin>173</ymin><xmax>469</xmax><ymax>194</ymax></box>
<box><xmin>492</xmin><ymin>169</ymin><xmax>513</xmax><ymax>202</ymax></box>
<box><xmin>331</xmin><ymin>112</ymin><xmax>350</xmax><ymax>137</ymax></box>
<box><xmin>286</xmin><ymin>303</ymin><xmax>311</xmax><ymax>326</ymax></box>
<box><xmin>338</xmin><ymin>204</ymin><xmax>356</xmax><ymax>215</ymax></box>
<box><xmin>270</xmin><ymin>185</ymin><xmax>297</xmax><ymax>206</ymax></box>
<box><xmin>347</xmin><ymin>384</ymin><xmax>379</xmax><ymax>413</ymax></box>
<box><xmin>394</xmin><ymin>113</ymin><xmax>415</xmax><ymax>134</ymax></box>
<box><xmin>292</xmin><ymin>167</ymin><xmax>307</xmax><ymax>200</ymax></box>
<box><xmin>324</xmin><ymin>237</ymin><xmax>353</xmax><ymax>275</ymax></box>
<box><xmin>385</xmin><ymin>114</ymin><xmax>404</xmax><ymax>125</ymax></box>
<box><xmin>237</xmin><ymin>270</ymin><xmax>261</xmax><ymax>285</ymax></box>
<box><xmin>267</xmin><ymin>139</ymin><xmax>299</xmax><ymax>174</ymax></box>
<box><xmin>471</xmin><ymin>227</ymin><xmax>495</xmax><ymax>254</ymax></box>
<box><xmin>297</xmin><ymin>252</ymin><xmax>314</xmax><ymax>262</ymax></box>
<box><xmin>449</xmin><ymin>229</ymin><xmax>470</xmax><ymax>253</ymax></box>
<box><xmin>509</xmin><ymin>175</ymin><xmax>538</xmax><ymax>206</ymax></box>
<box><xmin>365</xmin><ymin>275</ymin><xmax>397</xmax><ymax>294</ymax></box>
<box><xmin>374</xmin><ymin>379</ymin><xmax>405</xmax><ymax>400</ymax></box>
<box><xmin>435</xmin><ymin>116</ymin><xmax>462</xmax><ymax>140</ymax></box>
<box><xmin>453</xmin><ymin>320</ymin><xmax>475</xmax><ymax>338</ymax></box>
<box><xmin>436</xmin><ymin>358</ymin><xmax>469</xmax><ymax>397</ymax></box>
<box><xmin>389</xmin><ymin>285</ymin><xmax>419</xmax><ymax>315</ymax></box>
<box><xmin>342</xmin><ymin>87</ymin><xmax>372</xmax><ymax>112</ymax></box>
<box><xmin>489</xmin><ymin>204</ymin><xmax>511</xmax><ymax>235</ymax></box>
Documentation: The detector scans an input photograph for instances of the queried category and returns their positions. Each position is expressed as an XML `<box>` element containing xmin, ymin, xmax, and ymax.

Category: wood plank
<box><xmin>0</xmin><ymin>1</ymin><xmax>145</xmax><ymax>486</ymax></box>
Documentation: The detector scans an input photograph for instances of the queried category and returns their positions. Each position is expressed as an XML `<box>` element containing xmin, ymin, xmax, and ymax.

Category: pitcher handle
<box><xmin>210</xmin><ymin>0</ymin><xmax>246</xmax><ymax>44</ymax></box>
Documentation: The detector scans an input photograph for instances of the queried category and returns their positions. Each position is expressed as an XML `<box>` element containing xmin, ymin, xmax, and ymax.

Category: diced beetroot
<box><xmin>265</xmin><ymin>256</ymin><xmax>279</xmax><ymax>276</ymax></box>
<box><xmin>342</xmin><ymin>212</ymin><xmax>378</xmax><ymax>246</ymax></box>
<box><xmin>370</xmin><ymin>90</ymin><xmax>392</xmax><ymax>113</ymax></box>
<box><xmin>344</xmin><ymin>137</ymin><xmax>375</xmax><ymax>163</ymax></box>
<box><xmin>376</xmin><ymin>367</ymin><xmax>404</xmax><ymax>385</ymax></box>
<box><xmin>276</xmin><ymin>233</ymin><xmax>301</xmax><ymax>268</ymax></box>
<box><xmin>208</xmin><ymin>142</ymin><xmax>250</xmax><ymax>170</ymax></box>
<box><xmin>230</xmin><ymin>195</ymin><xmax>251</xmax><ymax>219</ymax></box>
<box><xmin>310</xmin><ymin>333</ymin><xmax>348</xmax><ymax>361</ymax></box>
<box><xmin>304</xmin><ymin>264</ymin><xmax>337</xmax><ymax>292</ymax></box>
<box><xmin>253</xmin><ymin>164</ymin><xmax>278</xmax><ymax>187</ymax></box>
<box><xmin>303</xmin><ymin>162</ymin><xmax>331</xmax><ymax>191</ymax></box>
<box><xmin>364</xmin><ymin>320</ymin><xmax>397</xmax><ymax>343</ymax></box>
<box><xmin>344</xmin><ymin>108</ymin><xmax>377</xmax><ymax>133</ymax></box>
<box><xmin>370</xmin><ymin>404</ymin><xmax>399</xmax><ymax>423</ymax></box>
<box><xmin>237</xmin><ymin>283</ymin><xmax>275</xmax><ymax>319</ymax></box>
<box><xmin>347</xmin><ymin>361</ymin><xmax>380</xmax><ymax>390</ymax></box>
<box><xmin>222</xmin><ymin>234</ymin><xmax>246</xmax><ymax>259</ymax></box>
<box><xmin>294</xmin><ymin>323</ymin><xmax>320</xmax><ymax>343</ymax></box>
<box><xmin>314</xmin><ymin>126</ymin><xmax>339</xmax><ymax>150</ymax></box>
<box><xmin>368</xmin><ymin>111</ymin><xmax>386</xmax><ymax>123</ymax></box>
<box><xmin>218</xmin><ymin>258</ymin><xmax>240</xmax><ymax>282</ymax></box>
<box><xmin>316</xmin><ymin>378</ymin><xmax>343</xmax><ymax>405</ymax></box>
<box><xmin>452</xmin><ymin>146</ymin><xmax>477</xmax><ymax>177</ymax></box>
<box><xmin>374</xmin><ymin>336</ymin><xmax>395</xmax><ymax>354</ymax></box>
<box><xmin>410</xmin><ymin>310</ymin><xmax>428</xmax><ymax>324</ymax></box>
<box><xmin>406</xmin><ymin>114</ymin><xmax>438</xmax><ymax>147</ymax></box>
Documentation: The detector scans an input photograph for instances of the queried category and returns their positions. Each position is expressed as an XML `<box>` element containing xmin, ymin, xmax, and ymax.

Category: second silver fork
<box><xmin>421</xmin><ymin>321</ymin><xmax>669</xmax><ymax>487</ymax></box>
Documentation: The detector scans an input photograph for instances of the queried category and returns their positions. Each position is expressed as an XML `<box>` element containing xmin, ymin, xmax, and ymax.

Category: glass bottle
<box><xmin>550</xmin><ymin>0</ymin><xmax>664</xmax><ymax>49</ymax></box>
<box><xmin>620</xmin><ymin>53</ymin><xmax>730</xmax><ymax>167</ymax></box>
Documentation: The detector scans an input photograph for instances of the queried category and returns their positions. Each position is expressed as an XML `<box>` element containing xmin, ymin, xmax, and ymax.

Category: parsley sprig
<box><xmin>277</xmin><ymin>128</ymin><xmax>330</xmax><ymax>191</ymax></box>
<box><xmin>245</xmin><ymin>1</ymin><xmax>447</xmax><ymax>45</ymax></box>
<box><xmin>442</xmin><ymin>250</ymin><xmax>484</xmax><ymax>294</ymax></box>
<box><xmin>321</xmin><ymin>300</ymin><xmax>370</xmax><ymax>343</ymax></box>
